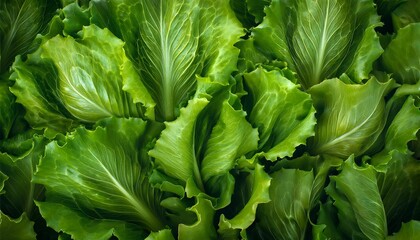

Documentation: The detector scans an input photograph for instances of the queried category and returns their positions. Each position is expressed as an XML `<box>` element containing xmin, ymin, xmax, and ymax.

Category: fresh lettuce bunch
<box><xmin>1</xmin><ymin>0</ymin><xmax>419</xmax><ymax>239</ymax></box>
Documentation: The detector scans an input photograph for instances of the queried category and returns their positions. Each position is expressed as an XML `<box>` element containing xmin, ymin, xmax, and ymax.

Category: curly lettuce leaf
<box><xmin>253</xmin><ymin>0</ymin><xmax>382</xmax><ymax>88</ymax></box>
<box><xmin>218</xmin><ymin>163</ymin><xmax>271</xmax><ymax>239</ymax></box>
<box><xmin>33</xmin><ymin>118</ymin><xmax>167</xmax><ymax>235</ymax></box>
<box><xmin>178</xmin><ymin>197</ymin><xmax>217</xmax><ymax>240</ymax></box>
<box><xmin>71</xmin><ymin>0</ymin><xmax>244</xmax><ymax>121</ymax></box>
<box><xmin>242</xmin><ymin>67</ymin><xmax>316</xmax><ymax>161</ymax></box>
<box><xmin>149</xmin><ymin>96</ymin><xmax>258</xmax><ymax>207</ymax></box>
<box><xmin>376</xmin><ymin>151</ymin><xmax>420</xmax><ymax>234</ymax></box>
<box><xmin>10</xmin><ymin>25</ymin><xmax>148</xmax><ymax>131</ymax></box>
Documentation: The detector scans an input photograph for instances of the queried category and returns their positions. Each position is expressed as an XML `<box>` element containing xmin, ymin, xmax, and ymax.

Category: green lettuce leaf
<box><xmin>0</xmin><ymin>134</ymin><xmax>47</xmax><ymax>220</ymax></box>
<box><xmin>383</xmin><ymin>95</ymin><xmax>420</xmax><ymax>154</ymax></box>
<box><xmin>0</xmin><ymin>80</ymin><xmax>17</xmax><ymax>139</ymax></box>
<box><xmin>178</xmin><ymin>197</ymin><xmax>217</xmax><ymax>240</ymax></box>
<box><xmin>0</xmin><ymin>0</ymin><xmax>59</xmax><ymax>74</ymax></box>
<box><xmin>375</xmin><ymin>151</ymin><xmax>420</xmax><ymax>234</ymax></box>
<box><xmin>218</xmin><ymin>163</ymin><xmax>271</xmax><ymax>239</ymax></box>
<box><xmin>391</xmin><ymin>0</ymin><xmax>420</xmax><ymax>30</ymax></box>
<box><xmin>35</xmin><ymin>201</ymin><xmax>148</xmax><ymax>240</ymax></box>
<box><xmin>308</xmin><ymin>76</ymin><xmax>396</xmax><ymax>158</ymax></box>
<box><xmin>77</xmin><ymin>0</ymin><xmax>244</xmax><ymax>121</ymax></box>
<box><xmin>381</xmin><ymin>23</ymin><xmax>420</xmax><ymax>84</ymax></box>
<box><xmin>313</xmin><ymin>198</ymin><xmax>343</xmax><ymax>239</ymax></box>
<box><xmin>145</xmin><ymin>229</ymin><xmax>175</xmax><ymax>240</ymax></box>
<box><xmin>10</xmin><ymin>25</ymin><xmax>147</xmax><ymax>131</ymax></box>
<box><xmin>242</xmin><ymin>67</ymin><xmax>316</xmax><ymax>161</ymax></box>
<box><xmin>326</xmin><ymin>156</ymin><xmax>387</xmax><ymax>239</ymax></box>
<box><xmin>253</xmin><ymin>0</ymin><xmax>382</xmax><ymax>88</ymax></box>
<box><xmin>0</xmin><ymin>212</ymin><xmax>36</xmax><ymax>240</ymax></box>
<box><xmin>33</xmin><ymin>118</ymin><xmax>167</xmax><ymax>234</ymax></box>
<box><xmin>388</xmin><ymin>220</ymin><xmax>420</xmax><ymax>239</ymax></box>
<box><xmin>370</xmin><ymin>96</ymin><xmax>420</xmax><ymax>233</ymax></box>
<box><xmin>253</xmin><ymin>168</ymin><xmax>313</xmax><ymax>240</ymax></box>
<box><xmin>150</xmin><ymin>96</ymin><xmax>258</xmax><ymax>206</ymax></box>
<box><xmin>229</xmin><ymin>0</ymin><xmax>270</xmax><ymax>28</ymax></box>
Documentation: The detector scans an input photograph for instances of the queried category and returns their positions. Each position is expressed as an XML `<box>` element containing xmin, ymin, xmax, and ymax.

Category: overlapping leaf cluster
<box><xmin>0</xmin><ymin>0</ymin><xmax>419</xmax><ymax>239</ymax></box>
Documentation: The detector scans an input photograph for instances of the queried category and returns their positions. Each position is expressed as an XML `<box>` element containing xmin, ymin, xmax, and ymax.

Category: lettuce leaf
<box><xmin>253</xmin><ymin>0</ymin><xmax>383</xmax><ymax>88</ymax></box>
<box><xmin>33</xmin><ymin>118</ymin><xmax>168</xmax><ymax>236</ymax></box>
<box><xmin>10</xmin><ymin>25</ymin><xmax>147</xmax><ymax>131</ymax></box>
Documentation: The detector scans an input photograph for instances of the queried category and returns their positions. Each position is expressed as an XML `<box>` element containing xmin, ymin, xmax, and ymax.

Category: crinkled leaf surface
<box><xmin>253</xmin><ymin>0</ymin><xmax>382</xmax><ymax>88</ymax></box>
<box><xmin>242</xmin><ymin>67</ymin><xmax>316</xmax><ymax>161</ymax></box>
<box><xmin>375</xmin><ymin>151</ymin><xmax>420</xmax><ymax>234</ymax></box>
<box><xmin>150</xmin><ymin>97</ymin><xmax>258</xmax><ymax>204</ymax></box>
<box><xmin>10</xmin><ymin>25</ymin><xmax>146</xmax><ymax>131</ymax></box>
<box><xmin>308</xmin><ymin>77</ymin><xmax>396</xmax><ymax>158</ymax></box>
<box><xmin>383</xmin><ymin>96</ymin><xmax>420</xmax><ymax>154</ymax></box>
<box><xmin>33</xmin><ymin>118</ymin><xmax>167</xmax><ymax>233</ymax></box>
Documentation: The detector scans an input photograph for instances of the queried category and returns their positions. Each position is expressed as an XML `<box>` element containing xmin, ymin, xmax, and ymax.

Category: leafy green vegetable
<box><xmin>325</xmin><ymin>156</ymin><xmax>387</xmax><ymax>239</ymax></box>
<box><xmin>388</xmin><ymin>220</ymin><xmax>420</xmax><ymax>239</ymax></box>
<box><xmin>1</xmin><ymin>0</ymin><xmax>419</xmax><ymax>239</ymax></box>
<box><xmin>33</xmin><ymin>118</ymin><xmax>167</xmax><ymax>236</ymax></box>
<box><xmin>381</xmin><ymin>23</ymin><xmax>420</xmax><ymax>84</ymax></box>
<box><xmin>308</xmin><ymin>76</ymin><xmax>396</xmax><ymax>158</ymax></box>
<box><xmin>242</xmin><ymin>67</ymin><xmax>316</xmax><ymax>161</ymax></box>
<box><xmin>0</xmin><ymin>0</ymin><xmax>59</xmax><ymax>74</ymax></box>
<box><xmin>0</xmin><ymin>212</ymin><xmax>36</xmax><ymax>240</ymax></box>
<box><xmin>11</xmin><ymin>25</ymin><xmax>146</xmax><ymax>131</ymax></box>
<box><xmin>253</xmin><ymin>0</ymin><xmax>383</xmax><ymax>88</ymax></box>
<box><xmin>254</xmin><ymin>168</ymin><xmax>314</xmax><ymax>240</ymax></box>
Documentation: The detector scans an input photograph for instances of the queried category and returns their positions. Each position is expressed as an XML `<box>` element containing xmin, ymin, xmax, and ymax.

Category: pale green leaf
<box><xmin>309</xmin><ymin>76</ymin><xmax>396</xmax><ymax>158</ymax></box>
